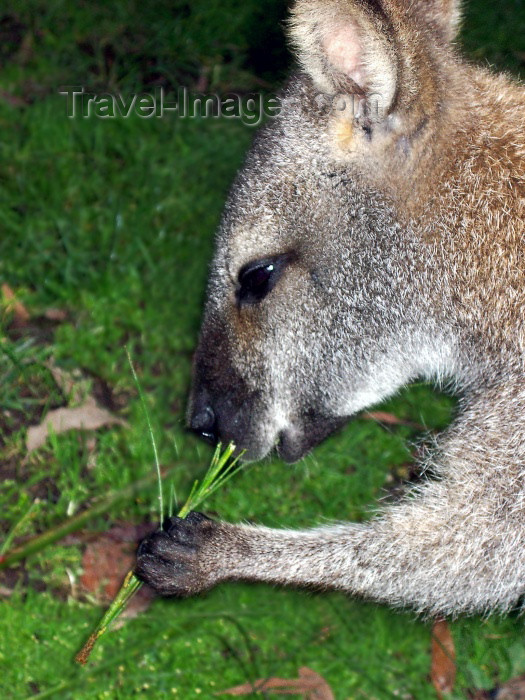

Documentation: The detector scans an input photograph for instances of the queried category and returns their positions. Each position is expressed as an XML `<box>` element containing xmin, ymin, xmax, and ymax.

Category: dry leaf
<box><xmin>219</xmin><ymin>666</ymin><xmax>334</xmax><ymax>698</ymax></box>
<box><xmin>81</xmin><ymin>536</ymin><xmax>135</xmax><ymax>600</ymax></box>
<box><xmin>468</xmin><ymin>674</ymin><xmax>525</xmax><ymax>700</ymax></box>
<box><xmin>26</xmin><ymin>396</ymin><xmax>127</xmax><ymax>453</ymax></box>
<box><xmin>431</xmin><ymin>619</ymin><xmax>456</xmax><ymax>698</ymax></box>
<box><xmin>1</xmin><ymin>283</ymin><xmax>30</xmax><ymax>327</ymax></box>
<box><xmin>362</xmin><ymin>411</ymin><xmax>425</xmax><ymax>431</ymax></box>
<box><xmin>80</xmin><ymin>525</ymin><xmax>154</xmax><ymax>618</ymax></box>
<box><xmin>44</xmin><ymin>361</ymin><xmax>85</xmax><ymax>403</ymax></box>
<box><xmin>44</xmin><ymin>308</ymin><xmax>68</xmax><ymax>322</ymax></box>
<box><xmin>495</xmin><ymin>675</ymin><xmax>525</xmax><ymax>700</ymax></box>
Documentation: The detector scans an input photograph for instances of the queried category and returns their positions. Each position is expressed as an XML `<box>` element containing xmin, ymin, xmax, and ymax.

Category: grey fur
<box><xmin>136</xmin><ymin>0</ymin><xmax>525</xmax><ymax>616</ymax></box>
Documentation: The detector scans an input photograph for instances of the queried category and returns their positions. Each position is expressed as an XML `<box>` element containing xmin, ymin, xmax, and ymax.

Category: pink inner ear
<box><xmin>322</xmin><ymin>23</ymin><xmax>366</xmax><ymax>88</ymax></box>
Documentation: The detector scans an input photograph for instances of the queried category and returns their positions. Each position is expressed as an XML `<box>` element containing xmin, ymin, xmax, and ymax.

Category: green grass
<box><xmin>0</xmin><ymin>1</ymin><xmax>524</xmax><ymax>698</ymax></box>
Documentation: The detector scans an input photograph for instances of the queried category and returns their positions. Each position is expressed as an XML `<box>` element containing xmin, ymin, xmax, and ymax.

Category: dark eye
<box><xmin>236</xmin><ymin>255</ymin><xmax>291</xmax><ymax>306</ymax></box>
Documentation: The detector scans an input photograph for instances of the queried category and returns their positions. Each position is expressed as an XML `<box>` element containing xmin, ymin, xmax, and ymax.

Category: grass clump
<box><xmin>76</xmin><ymin>441</ymin><xmax>243</xmax><ymax>665</ymax></box>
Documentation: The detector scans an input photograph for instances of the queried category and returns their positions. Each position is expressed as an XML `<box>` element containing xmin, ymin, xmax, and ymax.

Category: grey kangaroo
<box><xmin>136</xmin><ymin>0</ymin><xmax>525</xmax><ymax>616</ymax></box>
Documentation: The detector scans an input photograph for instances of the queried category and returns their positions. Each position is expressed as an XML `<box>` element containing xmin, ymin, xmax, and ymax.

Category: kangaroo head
<box><xmin>188</xmin><ymin>0</ymin><xmax>462</xmax><ymax>461</ymax></box>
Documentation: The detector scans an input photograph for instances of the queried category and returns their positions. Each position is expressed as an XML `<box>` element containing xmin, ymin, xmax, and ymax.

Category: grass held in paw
<box><xmin>75</xmin><ymin>441</ymin><xmax>243</xmax><ymax>665</ymax></box>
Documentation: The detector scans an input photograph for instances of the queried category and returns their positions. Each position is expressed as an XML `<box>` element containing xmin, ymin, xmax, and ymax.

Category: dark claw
<box><xmin>136</xmin><ymin>529</ymin><xmax>169</xmax><ymax>557</ymax></box>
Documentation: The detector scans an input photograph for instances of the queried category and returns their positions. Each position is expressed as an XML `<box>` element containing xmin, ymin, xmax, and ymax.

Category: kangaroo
<box><xmin>136</xmin><ymin>0</ymin><xmax>525</xmax><ymax>616</ymax></box>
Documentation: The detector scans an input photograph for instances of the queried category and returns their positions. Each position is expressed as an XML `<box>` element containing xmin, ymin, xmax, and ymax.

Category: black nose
<box><xmin>190</xmin><ymin>406</ymin><xmax>218</xmax><ymax>444</ymax></box>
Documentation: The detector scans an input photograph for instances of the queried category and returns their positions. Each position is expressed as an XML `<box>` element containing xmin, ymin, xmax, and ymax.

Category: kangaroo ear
<box><xmin>288</xmin><ymin>0</ymin><xmax>398</xmax><ymax>115</ymax></box>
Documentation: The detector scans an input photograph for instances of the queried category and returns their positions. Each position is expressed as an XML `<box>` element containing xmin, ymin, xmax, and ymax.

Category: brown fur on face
<box><xmin>137</xmin><ymin>0</ymin><xmax>525</xmax><ymax>617</ymax></box>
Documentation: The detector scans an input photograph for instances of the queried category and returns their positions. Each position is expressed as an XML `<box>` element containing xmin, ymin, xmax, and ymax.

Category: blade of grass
<box><xmin>0</xmin><ymin>501</ymin><xmax>38</xmax><ymax>557</ymax></box>
<box><xmin>75</xmin><ymin>440</ymin><xmax>244</xmax><ymax>665</ymax></box>
<box><xmin>168</xmin><ymin>481</ymin><xmax>177</xmax><ymax>518</ymax></box>
<box><xmin>126</xmin><ymin>347</ymin><xmax>163</xmax><ymax>525</ymax></box>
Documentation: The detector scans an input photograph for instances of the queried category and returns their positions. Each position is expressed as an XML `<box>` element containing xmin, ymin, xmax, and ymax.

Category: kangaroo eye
<box><xmin>236</xmin><ymin>255</ymin><xmax>291</xmax><ymax>306</ymax></box>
